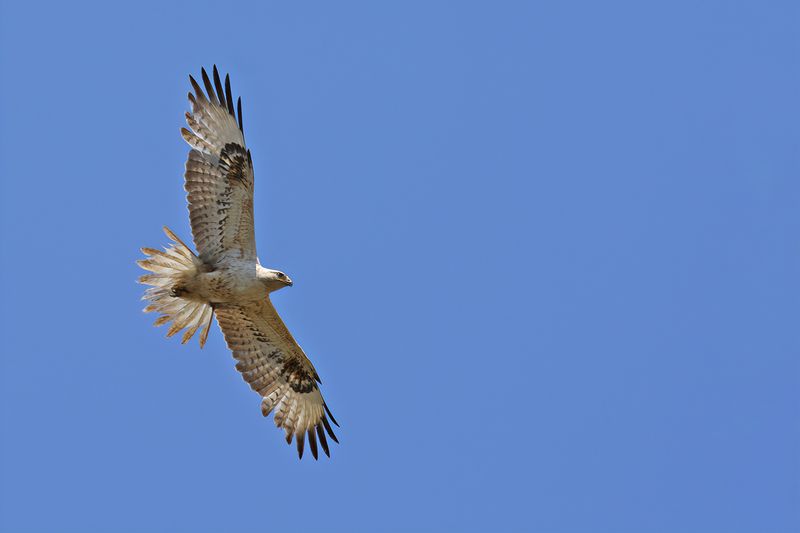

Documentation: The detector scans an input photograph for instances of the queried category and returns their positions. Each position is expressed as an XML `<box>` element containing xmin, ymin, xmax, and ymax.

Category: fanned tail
<box><xmin>137</xmin><ymin>226</ymin><xmax>214</xmax><ymax>348</ymax></box>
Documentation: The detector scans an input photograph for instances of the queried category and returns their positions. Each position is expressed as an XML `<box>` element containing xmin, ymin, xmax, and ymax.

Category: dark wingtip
<box><xmin>308</xmin><ymin>429</ymin><xmax>319</xmax><ymax>460</ymax></box>
<box><xmin>213</xmin><ymin>65</ymin><xmax>225</xmax><ymax>108</ymax></box>
<box><xmin>324</xmin><ymin>402</ymin><xmax>339</xmax><ymax>427</ymax></box>
<box><xmin>316</xmin><ymin>423</ymin><xmax>330</xmax><ymax>457</ymax></box>
<box><xmin>200</xmin><ymin>67</ymin><xmax>217</xmax><ymax>104</ymax></box>
<box><xmin>188</xmin><ymin>75</ymin><xmax>204</xmax><ymax>101</ymax></box>
<box><xmin>296</xmin><ymin>431</ymin><xmax>305</xmax><ymax>459</ymax></box>
<box><xmin>322</xmin><ymin>416</ymin><xmax>339</xmax><ymax>444</ymax></box>
<box><xmin>237</xmin><ymin>96</ymin><xmax>243</xmax><ymax>132</ymax></box>
<box><xmin>224</xmin><ymin>74</ymin><xmax>235</xmax><ymax>116</ymax></box>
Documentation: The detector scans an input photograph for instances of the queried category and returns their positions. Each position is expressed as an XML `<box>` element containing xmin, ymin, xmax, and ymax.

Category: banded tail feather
<box><xmin>137</xmin><ymin>226</ymin><xmax>214</xmax><ymax>347</ymax></box>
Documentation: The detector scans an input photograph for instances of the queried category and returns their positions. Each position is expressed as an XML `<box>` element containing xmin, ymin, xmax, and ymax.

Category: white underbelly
<box><xmin>190</xmin><ymin>268</ymin><xmax>265</xmax><ymax>303</ymax></box>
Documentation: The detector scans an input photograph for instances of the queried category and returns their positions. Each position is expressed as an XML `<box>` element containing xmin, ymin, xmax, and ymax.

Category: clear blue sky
<box><xmin>1</xmin><ymin>1</ymin><xmax>797</xmax><ymax>532</ymax></box>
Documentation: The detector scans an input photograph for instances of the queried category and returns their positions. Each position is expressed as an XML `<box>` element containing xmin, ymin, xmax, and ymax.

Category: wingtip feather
<box><xmin>224</xmin><ymin>73</ymin><xmax>235</xmax><ymax>116</ymax></box>
<box><xmin>188</xmin><ymin>75</ymin><xmax>205</xmax><ymax>102</ymax></box>
<box><xmin>308</xmin><ymin>430</ymin><xmax>319</xmax><ymax>460</ymax></box>
<box><xmin>213</xmin><ymin>65</ymin><xmax>225</xmax><ymax>108</ymax></box>
<box><xmin>324</xmin><ymin>402</ymin><xmax>339</xmax><ymax>427</ymax></box>
<box><xmin>316</xmin><ymin>423</ymin><xmax>330</xmax><ymax>457</ymax></box>
<box><xmin>200</xmin><ymin>67</ymin><xmax>218</xmax><ymax>105</ymax></box>
<box><xmin>322</xmin><ymin>416</ymin><xmax>339</xmax><ymax>443</ymax></box>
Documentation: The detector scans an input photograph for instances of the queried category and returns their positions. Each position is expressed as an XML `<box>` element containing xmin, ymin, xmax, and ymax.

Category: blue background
<box><xmin>1</xmin><ymin>1</ymin><xmax>797</xmax><ymax>531</ymax></box>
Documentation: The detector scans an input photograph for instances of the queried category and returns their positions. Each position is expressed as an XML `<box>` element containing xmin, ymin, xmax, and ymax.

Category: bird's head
<box><xmin>258</xmin><ymin>266</ymin><xmax>293</xmax><ymax>293</ymax></box>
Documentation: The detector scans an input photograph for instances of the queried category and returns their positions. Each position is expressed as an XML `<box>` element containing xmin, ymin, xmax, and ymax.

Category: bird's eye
<box><xmin>278</xmin><ymin>273</ymin><xmax>285</xmax><ymax>279</ymax></box>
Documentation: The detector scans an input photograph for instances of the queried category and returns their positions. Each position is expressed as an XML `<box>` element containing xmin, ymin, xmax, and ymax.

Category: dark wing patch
<box><xmin>184</xmin><ymin>143</ymin><xmax>254</xmax><ymax>265</ymax></box>
<box><xmin>218</xmin><ymin>143</ymin><xmax>252</xmax><ymax>185</ymax></box>
<box><xmin>280</xmin><ymin>357</ymin><xmax>316</xmax><ymax>394</ymax></box>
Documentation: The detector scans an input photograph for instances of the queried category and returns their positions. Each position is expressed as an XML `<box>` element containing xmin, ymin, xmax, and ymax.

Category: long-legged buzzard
<box><xmin>138</xmin><ymin>66</ymin><xmax>338</xmax><ymax>460</ymax></box>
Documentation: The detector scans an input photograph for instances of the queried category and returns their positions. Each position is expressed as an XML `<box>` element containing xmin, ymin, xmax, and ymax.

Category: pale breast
<box><xmin>192</xmin><ymin>263</ymin><xmax>265</xmax><ymax>304</ymax></box>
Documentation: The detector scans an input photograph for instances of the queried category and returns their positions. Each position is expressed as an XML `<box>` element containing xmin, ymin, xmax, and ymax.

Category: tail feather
<box><xmin>182</xmin><ymin>305</ymin><xmax>214</xmax><ymax>344</ymax></box>
<box><xmin>138</xmin><ymin>226</ymin><xmax>213</xmax><ymax>348</ymax></box>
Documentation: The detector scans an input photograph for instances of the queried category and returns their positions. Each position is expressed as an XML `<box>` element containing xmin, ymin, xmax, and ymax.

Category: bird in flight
<box><xmin>137</xmin><ymin>66</ymin><xmax>338</xmax><ymax>460</ymax></box>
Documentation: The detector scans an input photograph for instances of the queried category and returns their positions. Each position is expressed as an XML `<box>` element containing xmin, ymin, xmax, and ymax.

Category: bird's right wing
<box><xmin>214</xmin><ymin>299</ymin><xmax>339</xmax><ymax>459</ymax></box>
<box><xmin>180</xmin><ymin>66</ymin><xmax>257</xmax><ymax>266</ymax></box>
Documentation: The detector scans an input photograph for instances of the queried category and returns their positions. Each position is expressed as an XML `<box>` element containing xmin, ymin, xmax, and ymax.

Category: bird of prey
<box><xmin>137</xmin><ymin>66</ymin><xmax>338</xmax><ymax>460</ymax></box>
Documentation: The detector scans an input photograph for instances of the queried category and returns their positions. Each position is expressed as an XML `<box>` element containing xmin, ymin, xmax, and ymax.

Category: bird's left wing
<box><xmin>214</xmin><ymin>299</ymin><xmax>339</xmax><ymax>459</ymax></box>
<box><xmin>181</xmin><ymin>66</ymin><xmax>256</xmax><ymax>266</ymax></box>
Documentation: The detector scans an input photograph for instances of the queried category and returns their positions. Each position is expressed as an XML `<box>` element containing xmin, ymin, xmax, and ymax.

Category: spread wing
<box><xmin>180</xmin><ymin>66</ymin><xmax>256</xmax><ymax>266</ymax></box>
<box><xmin>214</xmin><ymin>299</ymin><xmax>339</xmax><ymax>459</ymax></box>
